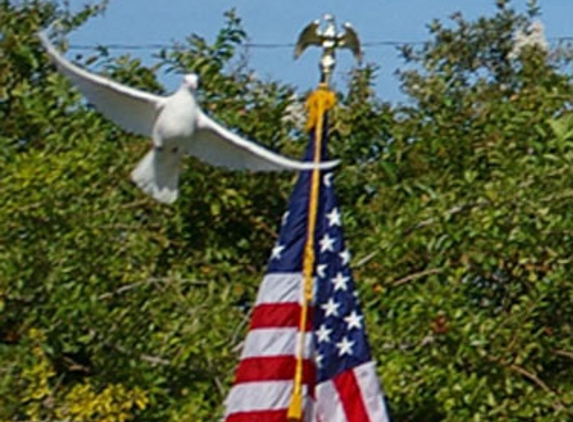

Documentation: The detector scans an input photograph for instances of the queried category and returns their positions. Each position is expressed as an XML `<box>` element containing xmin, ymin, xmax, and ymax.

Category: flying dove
<box><xmin>38</xmin><ymin>31</ymin><xmax>339</xmax><ymax>204</ymax></box>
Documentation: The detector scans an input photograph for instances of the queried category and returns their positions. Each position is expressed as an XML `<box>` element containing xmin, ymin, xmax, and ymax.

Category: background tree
<box><xmin>0</xmin><ymin>0</ymin><xmax>571</xmax><ymax>420</ymax></box>
<box><xmin>355</xmin><ymin>1</ymin><xmax>573</xmax><ymax>420</ymax></box>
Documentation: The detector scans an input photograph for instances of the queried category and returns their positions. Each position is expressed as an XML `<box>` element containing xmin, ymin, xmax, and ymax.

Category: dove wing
<box><xmin>294</xmin><ymin>20</ymin><xmax>322</xmax><ymax>59</ymax></box>
<box><xmin>190</xmin><ymin>112</ymin><xmax>339</xmax><ymax>171</ymax></box>
<box><xmin>38</xmin><ymin>31</ymin><xmax>165</xmax><ymax>136</ymax></box>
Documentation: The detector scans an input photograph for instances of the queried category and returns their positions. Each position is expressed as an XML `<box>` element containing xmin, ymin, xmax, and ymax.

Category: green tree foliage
<box><xmin>0</xmin><ymin>0</ymin><xmax>571</xmax><ymax>420</ymax></box>
<box><xmin>354</xmin><ymin>2</ymin><xmax>573</xmax><ymax>420</ymax></box>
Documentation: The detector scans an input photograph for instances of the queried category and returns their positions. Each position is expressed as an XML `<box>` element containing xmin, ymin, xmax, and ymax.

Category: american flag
<box><xmin>224</xmin><ymin>115</ymin><xmax>390</xmax><ymax>422</ymax></box>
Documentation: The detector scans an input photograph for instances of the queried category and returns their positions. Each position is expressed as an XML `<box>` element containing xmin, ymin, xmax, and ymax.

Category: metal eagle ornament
<box><xmin>294</xmin><ymin>14</ymin><xmax>362</xmax><ymax>85</ymax></box>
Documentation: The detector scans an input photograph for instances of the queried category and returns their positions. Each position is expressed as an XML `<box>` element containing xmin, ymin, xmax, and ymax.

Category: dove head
<box><xmin>182</xmin><ymin>73</ymin><xmax>199</xmax><ymax>91</ymax></box>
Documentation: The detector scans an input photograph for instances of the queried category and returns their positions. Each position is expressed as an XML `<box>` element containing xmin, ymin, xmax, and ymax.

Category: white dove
<box><xmin>38</xmin><ymin>31</ymin><xmax>338</xmax><ymax>204</ymax></box>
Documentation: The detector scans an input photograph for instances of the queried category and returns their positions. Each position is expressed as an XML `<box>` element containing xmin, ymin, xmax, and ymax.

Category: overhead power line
<box><xmin>67</xmin><ymin>41</ymin><xmax>421</xmax><ymax>52</ymax></box>
<box><xmin>67</xmin><ymin>36</ymin><xmax>573</xmax><ymax>52</ymax></box>
<box><xmin>70</xmin><ymin>43</ymin><xmax>172</xmax><ymax>51</ymax></box>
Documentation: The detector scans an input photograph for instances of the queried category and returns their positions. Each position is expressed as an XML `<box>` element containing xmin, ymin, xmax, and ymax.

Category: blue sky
<box><xmin>66</xmin><ymin>0</ymin><xmax>573</xmax><ymax>103</ymax></box>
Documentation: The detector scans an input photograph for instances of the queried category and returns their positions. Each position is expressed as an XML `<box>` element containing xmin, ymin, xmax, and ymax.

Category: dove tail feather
<box><xmin>131</xmin><ymin>148</ymin><xmax>182</xmax><ymax>204</ymax></box>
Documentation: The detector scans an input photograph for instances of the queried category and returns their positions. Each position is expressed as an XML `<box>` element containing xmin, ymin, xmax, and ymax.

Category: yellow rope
<box><xmin>304</xmin><ymin>84</ymin><xmax>337</xmax><ymax>133</ymax></box>
<box><xmin>287</xmin><ymin>85</ymin><xmax>336</xmax><ymax>421</ymax></box>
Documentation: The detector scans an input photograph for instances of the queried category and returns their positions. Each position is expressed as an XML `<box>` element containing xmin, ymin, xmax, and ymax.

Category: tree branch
<box><xmin>404</xmin><ymin>200</ymin><xmax>490</xmax><ymax>235</ymax></box>
<box><xmin>106</xmin><ymin>341</ymin><xmax>171</xmax><ymax>366</ymax></box>
<box><xmin>355</xmin><ymin>250</ymin><xmax>379</xmax><ymax>268</ymax></box>
<box><xmin>98</xmin><ymin>277</ymin><xmax>209</xmax><ymax>300</ymax></box>
<box><xmin>553</xmin><ymin>349</ymin><xmax>573</xmax><ymax>360</ymax></box>
<box><xmin>508</xmin><ymin>363</ymin><xmax>552</xmax><ymax>393</ymax></box>
<box><xmin>355</xmin><ymin>200</ymin><xmax>490</xmax><ymax>268</ymax></box>
<box><xmin>393</xmin><ymin>268</ymin><xmax>443</xmax><ymax>287</ymax></box>
<box><xmin>487</xmin><ymin>354</ymin><xmax>565</xmax><ymax>411</ymax></box>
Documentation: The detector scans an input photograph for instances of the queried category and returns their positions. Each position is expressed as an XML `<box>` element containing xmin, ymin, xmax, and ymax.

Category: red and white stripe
<box><xmin>315</xmin><ymin>361</ymin><xmax>390</xmax><ymax>422</ymax></box>
<box><xmin>224</xmin><ymin>273</ymin><xmax>388</xmax><ymax>422</ymax></box>
<box><xmin>224</xmin><ymin>273</ymin><xmax>316</xmax><ymax>422</ymax></box>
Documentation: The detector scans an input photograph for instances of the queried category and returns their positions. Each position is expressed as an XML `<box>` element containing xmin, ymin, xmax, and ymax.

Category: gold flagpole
<box><xmin>287</xmin><ymin>14</ymin><xmax>361</xmax><ymax>421</ymax></box>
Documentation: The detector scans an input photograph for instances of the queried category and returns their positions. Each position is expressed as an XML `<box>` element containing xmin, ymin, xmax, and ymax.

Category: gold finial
<box><xmin>294</xmin><ymin>14</ymin><xmax>362</xmax><ymax>86</ymax></box>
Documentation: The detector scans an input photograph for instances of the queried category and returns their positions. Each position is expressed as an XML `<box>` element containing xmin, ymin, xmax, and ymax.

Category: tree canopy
<box><xmin>1</xmin><ymin>0</ymin><xmax>572</xmax><ymax>420</ymax></box>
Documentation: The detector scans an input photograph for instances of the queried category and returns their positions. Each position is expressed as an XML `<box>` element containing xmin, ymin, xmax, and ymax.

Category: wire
<box><xmin>67</xmin><ymin>40</ymin><xmax>423</xmax><ymax>51</ymax></box>
<box><xmin>67</xmin><ymin>36</ymin><xmax>573</xmax><ymax>52</ymax></box>
<box><xmin>69</xmin><ymin>43</ymin><xmax>170</xmax><ymax>51</ymax></box>
<box><xmin>362</xmin><ymin>40</ymin><xmax>425</xmax><ymax>47</ymax></box>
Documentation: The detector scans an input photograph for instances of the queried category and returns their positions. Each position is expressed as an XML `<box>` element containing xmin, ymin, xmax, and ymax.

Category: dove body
<box><xmin>153</xmin><ymin>87</ymin><xmax>198</xmax><ymax>149</ymax></box>
<box><xmin>38</xmin><ymin>31</ymin><xmax>339</xmax><ymax>204</ymax></box>
<box><xmin>130</xmin><ymin>86</ymin><xmax>200</xmax><ymax>204</ymax></box>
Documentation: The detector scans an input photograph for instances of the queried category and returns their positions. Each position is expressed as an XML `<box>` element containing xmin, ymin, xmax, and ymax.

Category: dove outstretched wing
<box><xmin>191</xmin><ymin>112</ymin><xmax>339</xmax><ymax>172</ymax></box>
<box><xmin>38</xmin><ymin>31</ymin><xmax>165</xmax><ymax>136</ymax></box>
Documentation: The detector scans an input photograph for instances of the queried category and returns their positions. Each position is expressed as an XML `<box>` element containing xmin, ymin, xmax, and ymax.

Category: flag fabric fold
<box><xmin>224</xmin><ymin>88</ymin><xmax>390</xmax><ymax>422</ymax></box>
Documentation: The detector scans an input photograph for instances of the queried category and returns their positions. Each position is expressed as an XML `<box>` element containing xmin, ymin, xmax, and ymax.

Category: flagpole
<box><xmin>287</xmin><ymin>15</ymin><xmax>361</xmax><ymax>421</ymax></box>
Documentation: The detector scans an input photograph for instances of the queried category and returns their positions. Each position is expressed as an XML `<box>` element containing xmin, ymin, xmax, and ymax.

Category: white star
<box><xmin>281</xmin><ymin>211</ymin><xmax>290</xmax><ymax>226</ymax></box>
<box><xmin>339</xmin><ymin>249</ymin><xmax>351</xmax><ymax>266</ymax></box>
<box><xmin>316</xmin><ymin>324</ymin><xmax>332</xmax><ymax>343</ymax></box>
<box><xmin>331</xmin><ymin>272</ymin><xmax>349</xmax><ymax>291</ymax></box>
<box><xmin>319</xmin><ymin>233</ymin><xmax>335</xmax><ymax>253</ymax></box>
<box><xmin>321</xmin><ymin>298</ymin><xmax>340</xmax><ymax>317</ymax></box>
<box><xmin>344</xmin><ymin>311</ymin><xmax>363</xmax><ymax>330</ymax></box>
<box><xmin>271</xmin><ymin>244</ymin><xmax>285</xmax><ymax>260</ymax></box>
<box><xmin>315</xmin><ymin>353</ymin><xmax>324</xmax><ymax>368</ymax></box>
<box><xmin>323</xmin><ymin>173</ymin><xmax>333</xmax><ymax>187</ymax></box>
<box><xmin>316</xmin><ymin>264</ymin><xmax>327</xmax><ymax>278</ymax></box>
<box><xmin>336</xmin><ymin>336</ymin><xmax>355</xmax><ymax>357</ymax></box>
<box><xmin>326</xmin><ymin>207</ymin><xmax>341</xmax><ymax>227</ymax></box>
